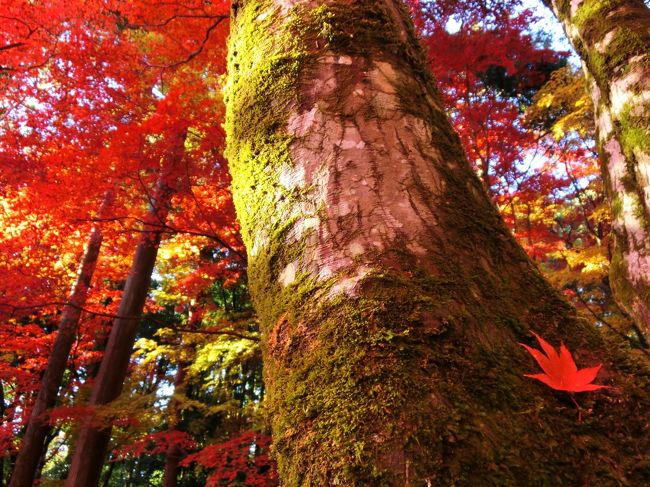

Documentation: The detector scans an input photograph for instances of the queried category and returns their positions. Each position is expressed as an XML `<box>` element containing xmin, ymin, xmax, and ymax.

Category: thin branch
<box><xmin>145</xmin><ymin>17</ymin><xmax>226</xmax><ymax>70</ymax></box>
<box><xmin>0</xmin><ymin>42</ymin><xmax>25</xmax><ymax>52</ymax></box>
<box><xmin>167</xmin><ymin>325</ymin><xmax>260</xmax><ymax>342</ymax></box>
<box><xmin>0</xmin><ymin>301</ymin><xmax>137</xmax><ymax>321</ymax></box>
<box><xmin>568</xmin><ymin>284</ymin><xmax>650</xmax><ymax>356</ymax></box>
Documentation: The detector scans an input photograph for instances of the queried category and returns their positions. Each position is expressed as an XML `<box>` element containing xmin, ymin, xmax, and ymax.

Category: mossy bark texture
<box><xmin>545</xmin><ymin>0</ymin><xmax>650</xmax><ymax>340</ymax></box>
<box><xmin>226</xmin><ymin>1</ymin><xmax>650</xmax><ymax>485</ymax></box>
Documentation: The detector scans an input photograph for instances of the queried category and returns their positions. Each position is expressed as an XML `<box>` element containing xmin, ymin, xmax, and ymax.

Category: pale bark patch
<box><xmin>287</xmin><ymin>107</ymin><xmax>319</xmax><ymax>137</ymax></box>
<box><xmin>249</xmin><ymin>233</ymin><xmax>269</xmax><ymax>258</ymax></box>
<box><xmin>624</xmin><ymin>246</ymin><xmax>650</xmax><ymax>284</ymax></box>
<box><xmin>279</xmin><ymin>164</ymin><xmax>307</xmax><ymax>189</ymax></box>
<box><xmin>637</xmin><ymin>153</ymin><xmax>650</xmax><ymax>211</ymax></box>
<box><xmin>606</xmin><ymin>137</ymin><xmax>629</xmax><ymax>195</ymax></box>
<box><xmin>279</xmin><ymin>260</ymin><xmax>299</xmax><ymax>287</ymax></box>
<box><xmin>326</xmin><ymin>265</ymin><xmax>373</xmax><ymax>297</ymax></box>
<box><xmin>570</xmin><ymin>0</ymin><xmax>583</xmax><ymax>16</ymax></box>
<box><xmin>609</xmin><ymin>62</ymin><xmax>650</xmax><ymax>117</ymax></box>
<box><xmin>606</xmin><ymin>137</ymin><xmax>650</xmax><ymax>282</ymax></box>
<box><xmin>279</xmin><ymin>56</ymin><xmax>447</xmax><ymax>296</ymax></box>
<box><xmin>595</xmin><ymin>29</ymin><xmax>618</xmax><ymax>54</ymax></box>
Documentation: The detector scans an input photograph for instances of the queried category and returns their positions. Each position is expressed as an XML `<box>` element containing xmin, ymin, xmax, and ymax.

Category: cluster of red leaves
<box><xmin>181</xmin><ymin>432</ymin><xmax>278</xmax><ymax>487</ymax></box>
<box><xmin>114</xmin><ymin>430</ymin><xmax>198</xmax><ymax>459</ymax></box>
<box><xmin>418</xmin><ymin>2</ymin><xmax>603</xmax><ymax>269</ymax></box>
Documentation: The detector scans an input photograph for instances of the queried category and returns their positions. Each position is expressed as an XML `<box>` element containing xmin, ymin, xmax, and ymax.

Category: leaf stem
<box><xmin>568</xmin><ymin>394</ymin><xmax>583</xmax><ymax>422</ymax></box>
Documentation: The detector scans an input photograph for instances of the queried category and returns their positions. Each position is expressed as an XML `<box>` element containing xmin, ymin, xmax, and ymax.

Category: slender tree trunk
<box><xmin>33</xmin><ymin>429</ymin><xmax>56</xmax><ymax>483</ymax></box>
<box><xmin>100</xmin><ymin>457</ymin><xmax>115</xmax><ymax>487</ymax></box>
<box><xmin>9</xmin><ymin>191</ymin><xmax>114</xmax><ymax>487</ymax></box>
<box><xmin>162</xmin><ymin>442</ymin><xmax>181</xmax><ymax>487</ymax></box>
<box><xmin>543</xmin><ymin>0</ymin><xmax>650</xmax><ymax>340</ymax></box>
<box><xmin>65</xmin><ymin>133</ymin><xmax>185</xmax><ymax>487</ymax></box>
<box><xmin>1</xmin><ymin>380</ymin><xmax>5</xmax><ymax>487</ymax></box>
<box><xmin>226</xmin><ymin>1</ymin><xmax>650</xmax><ymax>484</ymax></box>
<box><xmin>162</xmin><ymin>364</ymin><xmax>187</xmax><ymax>487</ymax></box>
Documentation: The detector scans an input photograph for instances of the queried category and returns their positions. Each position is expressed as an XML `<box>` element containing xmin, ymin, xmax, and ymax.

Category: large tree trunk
<box><xmin>226</xmin><ymin>1</ymin><xmax>650</xmax><ymax>485</ymax></box>
<box><xmin>65</xmin><ymin>135</ymin><xmax>185</xmax><ymax>487</ymax></box>
<box><xmin>9</xmin><ymin>191</ymin><xmax>114</xmax><ymax>487</ymax></box>
<box><xmin>543</xmin><ymin>0</ymin><xmax>650</xmax><ymax>340</ymax></box>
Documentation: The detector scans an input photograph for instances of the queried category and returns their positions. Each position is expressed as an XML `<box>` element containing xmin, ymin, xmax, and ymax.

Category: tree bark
<box><xmin>226</xmin><ymin>1</ymin><xmax>650</xmax><ymax>485</ymax></box>
<box><xmin>162</xmin><ymin>362</ymin><xmax>188</xmax><ymax>487</ymax></box>
<box><xmin>9</xmin><ymin>191</ymin><xmax>114</xmax><ymax>487</ymax></box>
<box><xmin>543</xmin><ymin>0</ymin><xmax>650</xmax><ymax>340</ymax></box>
<box><xmin>65</xmin><ymin>134</ymin><xmax>185</xmax><ymax>487</ymax></box>
<box><xmin>1</xmin><ymin>380</ymin><xmax>5</xmax><ymax>487</ymax></box>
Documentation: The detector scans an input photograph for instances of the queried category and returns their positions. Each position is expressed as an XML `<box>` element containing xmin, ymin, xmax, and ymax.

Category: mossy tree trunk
<box><xmin>544</xmin><ymin>0</ymin><xmax>650</xmax><ymax>341</ymax></box>
<box><xmin>226</xmin><ymin>1</ymin><xmax>650</xmax><ymax>485</ymax></box>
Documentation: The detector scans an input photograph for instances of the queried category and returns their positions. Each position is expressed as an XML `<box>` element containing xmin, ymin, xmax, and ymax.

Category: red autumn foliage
<box><xmin>114</xmin><ymin>430</ymin><xmax>198</xmax><ymax>459</ymax></box>
<box><xmin>180</xmin><ymin>431</ymin><xmax>278</xmax><ymax>487</ymax></box>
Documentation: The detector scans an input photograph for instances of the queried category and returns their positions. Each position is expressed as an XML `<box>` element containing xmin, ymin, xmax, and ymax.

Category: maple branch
<box><xmin>0</xmin><ymin>301</ymin><xmax>135</xmax><ymax>321</ymax></box>
<box><xmin>178</xmin><ymin>155</ymin><xmax>246</xmax><ymax>260</ymax></box>
<box><xmin>145</xmin><ymin>17</ymin><xmax>227</xmax><ymax>70</ymax></box>
<box><xmin>0</xmin><ymin>48</ymin><xmax>57</xmax><ymax>73</ymax></box>
<box><xmin>0</xmin><ymin>301</ymin><xmax>258</xmax><ymax>341</ymax></box>
<box><xmin>567</xmin><ymin>283</ymin><xmax>650</xmax><ymax>356</ymax></box>
<box><xmin>75</xmin><ymin>212</ymin><xmax>246</xmax><ymax>262</ymax></box>
<box><xmin>165</xmin><ymin>325</ymin><xmax>260</xmax><ymax>342</ymax></box>
<box><xmin>159</xmin><ymin>222</ymin><xmax>246</xmax><ymax>261</ymax></box>
<box><xmin>88</xmin><ymin>213</ymin><xmax>245</xmax><ymax>262</ymax></box>
<box><xmin>113</xmin><ymin>11</ymin><xmax>226</xmax><ymax>29</ymax></box>
<box><xmin>0</xmin><ymin>42</ymin><xmax>25</xmax><ymax>52</ymax></box>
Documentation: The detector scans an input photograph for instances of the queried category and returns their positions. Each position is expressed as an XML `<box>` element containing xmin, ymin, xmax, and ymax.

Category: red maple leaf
<box><xmin>520</xmin><ymin>332</ymin><xmax>609</xmax><ymax>392</ymax></box>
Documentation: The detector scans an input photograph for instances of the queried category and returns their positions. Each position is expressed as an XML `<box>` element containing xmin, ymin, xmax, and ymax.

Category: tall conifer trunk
<box><xmin>65</xmin><ymin>133</ymin><xmax>185</xmax><ymax>487</ymax></box>
<box><xmin>9</xmin><ymin>191</ymin><xmax>114</xmax><ymax>487</ymax></box>
<box><xmin>226</xmin><ymin>1</ymin><xmax>650</xmax><ymax>484</ymax></box>
<box><xmin>543</xmin><ymin>0</ymin><xmax>650</xmax><ymax>340</ymax></box>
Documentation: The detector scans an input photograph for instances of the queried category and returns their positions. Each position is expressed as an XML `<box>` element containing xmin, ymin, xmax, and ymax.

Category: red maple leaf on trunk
<box><xmin>520</xmin><ymin>332</ymin><xmax>609</xmax><ymax>392</ymax></box>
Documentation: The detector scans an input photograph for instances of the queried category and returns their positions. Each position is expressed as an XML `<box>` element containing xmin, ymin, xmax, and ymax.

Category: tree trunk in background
<box><xmin>544</xmin><ymin>0</ymin><xmax>650</xmax><ymax>341</ymax></box>
<box><xmin>9</xmin><ymin>191</ymin><xmax>114</xmax><ymax>487</ymax></box>
<box><xmin>1</xmin><ymin>380</ymin><xmax>5</xmax><ymax>487</ymax></box>
<box><xmin>65</xmin><ymin>133</ymin><xmax>185</xmax><ymax>487</ymax></box>
<box><xmin>162</xmin><ymin>363</ymin><xmax>188</xmax><ymax>487</ymax></box>
<box><xmin>226</xmin><ymin>1</ymin><xmax>650</xmax><ymax>485</ymax></box>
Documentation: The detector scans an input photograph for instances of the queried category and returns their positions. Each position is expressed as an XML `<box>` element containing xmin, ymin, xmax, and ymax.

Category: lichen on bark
<box><xmin>226</xmin><ymin>1</ymin><xmax>650</xmax><ymax>485</ymax></box>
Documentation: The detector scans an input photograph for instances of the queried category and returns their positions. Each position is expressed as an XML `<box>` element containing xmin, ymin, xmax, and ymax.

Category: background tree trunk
<box><xmin>162</xmin><ymin>361</ymin><xmax>188</xmax><ymax>487</ymax></box>
<box><xmin>9</xmin><ymin>191</ymin><xmax>114</xmax><ymax>487</ymax></box>
<box><xmin>544</xmin><ymin>0</ymin><xmax>650</xmax><ymax>340</ymax></box>
<box><xmin>65</xmin><ymin>134</ymin><xmax>185</xmax><ymax>487</ymax></box>
<box><xmin>226</xmin><ymin>1</ymin><xmax>650</xmax><ymax>485</ymax></box>
<box><xmin>1</xmin><ymin>380</ymin><xmax>5</xmax><ymax>487</ymax></box>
